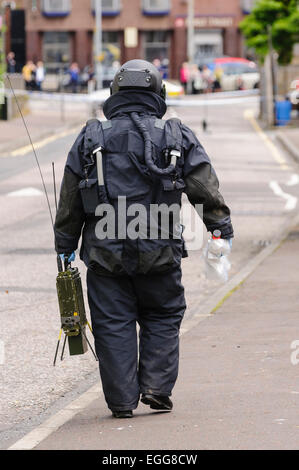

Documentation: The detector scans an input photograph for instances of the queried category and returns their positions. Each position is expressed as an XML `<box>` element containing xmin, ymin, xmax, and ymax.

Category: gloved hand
<box><xmin>59</xmin><ymin>252</ymin><xmax>76</xmax><ymax>263</ymax></box>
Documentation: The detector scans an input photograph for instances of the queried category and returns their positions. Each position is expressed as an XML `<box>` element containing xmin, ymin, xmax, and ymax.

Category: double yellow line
<box><xmin>6</xmin><ymin>125</ymin><xmax>81</xmax><ymax>158</ymax></box>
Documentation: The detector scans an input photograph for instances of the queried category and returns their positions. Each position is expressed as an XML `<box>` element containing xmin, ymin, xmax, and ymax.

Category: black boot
<box><xmin>141</xmin><ymin>394</ymin><xmax>173</xmax><ymax>411</ymax></box>
<box><xmin>112</xmin><ymin>410</ymin><xmax>133</xmax><ymax>419</ymax></box>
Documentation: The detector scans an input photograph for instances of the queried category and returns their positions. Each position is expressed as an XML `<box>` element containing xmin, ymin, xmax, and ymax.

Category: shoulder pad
<box><xmin>101</xmin><ymin>120</ymin><xmax>112</xmax><ymax>130</ymax></box>
<box><xmin>84</xmin><ymin>118</ymin><xmax>103</xmax><ymax>157</ymax></box>
<box><xmin>164</xmin><ymin>118</ymin><xmax>183</xmax><ymax>153</ymax></box>
<box><xmin>154</xmin><ymin>119</ymin><xmax>166</xmax><ymax>130</ymax></box>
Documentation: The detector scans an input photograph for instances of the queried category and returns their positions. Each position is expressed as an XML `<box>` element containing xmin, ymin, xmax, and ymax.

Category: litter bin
<box><xmin>275</xmin><ymin>100</ymin><xmax>292</xmax><ymax>126</ymax></box>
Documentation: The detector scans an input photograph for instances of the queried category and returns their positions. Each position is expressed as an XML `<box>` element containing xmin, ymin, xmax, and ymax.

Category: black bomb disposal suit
<box><xmin>55</xmin><ymin>61</ymin><xmax>233</xmax><ymax>417</ymax></box>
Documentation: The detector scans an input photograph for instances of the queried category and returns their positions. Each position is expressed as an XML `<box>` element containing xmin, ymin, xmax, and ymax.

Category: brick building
<box><xmin>24</xmin><ymin>0</ymin><xmax>251</xmax><ymax>79</ymax></box>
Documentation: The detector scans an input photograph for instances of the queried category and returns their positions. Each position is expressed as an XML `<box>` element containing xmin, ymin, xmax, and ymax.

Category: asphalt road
<box><xmin>1</xmin><ymin>93</ymin><xmax>298</xmax><ymax>449</ymax></box>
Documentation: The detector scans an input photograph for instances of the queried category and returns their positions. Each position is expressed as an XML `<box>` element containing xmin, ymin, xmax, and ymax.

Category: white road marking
<box><xmin>7</xmin><ymin>187</ymin><xmax>44</xmax><ymax>197</ymax></box>
<box><xmin>286</xmin><ymin>174</ymin><xmax>299</xmax><ymax>187</ymax></box>
<box><xmin>269</xmin><ymin>181</ymin><xmax>297</xmax><ymax>211</ymax></box>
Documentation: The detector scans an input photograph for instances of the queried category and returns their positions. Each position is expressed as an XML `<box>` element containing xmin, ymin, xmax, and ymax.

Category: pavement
<box><xmin>276</xmin><ymin>126</ymin><xmax>299</xmax><ymax>163</ymax></box>
<box><xmin>9</xmin><ymin>224</ymin><xmax>299</xmax><ymax>450</ymax></box>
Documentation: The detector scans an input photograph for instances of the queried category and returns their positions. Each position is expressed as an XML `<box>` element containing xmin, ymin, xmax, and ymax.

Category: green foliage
<box><xmin>240</xmin><ymin>0</ymin><xmax>299</xmax><ymax>64</ymax></box>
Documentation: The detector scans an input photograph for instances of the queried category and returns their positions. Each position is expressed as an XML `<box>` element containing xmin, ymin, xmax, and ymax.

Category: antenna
<box><xmin>52</xmin><ymin>162</ymin><xmax>63</xmax><ymax>273</ymax></box>
<box><xmin>52</xmin><ymin>162</ymin><xmax>58</xmax><ymax>212</ymax></box>
<box><xmin>5</xmin><ymin>74</ymin><xmax>55</xmax><ymax>229</ymax></box>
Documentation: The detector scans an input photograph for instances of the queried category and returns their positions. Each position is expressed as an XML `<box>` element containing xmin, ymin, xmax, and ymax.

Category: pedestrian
<box><xmin>68</xmin><ymin>62</ymin><xmax>80</xmax><ymax>93</ymax></box>
<box><xmin>54</xmin><ymin>59</ymin><xmax>233</xmax><ymax>419</ymax></box>
<box><xmin>35</xmin><ymin>61</ymin><xmax>45</xmax><ymax>91</ymax></box>
<box><xmin>7</xmin><ymin>52</ymin><xmax>16</xmax><ymax>73</ymax></box>
<box><xmin>202</xmin><ymin>65</ymin><xmax>213</xmax><ymax>93</ymax></box>
<box><xmin>179</xmin><ymin>62</ymin><xmax>190</xmax><ymax>94</ymax></box>
<box><xmin>22</xmin><ymin>60</ymin><xmax>36</xmax><ymax>90</ymax></box>
<box><xmin>212</xmin><ymin>66</ymin><xmax>223</xmax><ymax>93</ymax></box>
<box><xmin>190</xmin><ymin>64</ymin><xmax>202</xmax><ymax>94</ymax></box>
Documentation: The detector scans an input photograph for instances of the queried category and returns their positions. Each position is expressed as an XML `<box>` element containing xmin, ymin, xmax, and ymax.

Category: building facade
<box><xmin>24</xmin><ymin>0</ymin><xmax>249</xmax><ymax>79</ymax></box>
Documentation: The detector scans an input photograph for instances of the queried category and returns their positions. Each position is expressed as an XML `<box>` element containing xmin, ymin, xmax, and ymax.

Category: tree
<box><xmin>240</xmin><ymin>0</ymin><xmax>299</xmax><ymax>65</ymax></box>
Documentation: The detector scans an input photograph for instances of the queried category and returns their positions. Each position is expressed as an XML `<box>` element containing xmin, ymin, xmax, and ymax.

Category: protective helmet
<box><xmin>110</xmin><ymin>59</ymin><xmax>166</xmax><ymax>100</ymax></box>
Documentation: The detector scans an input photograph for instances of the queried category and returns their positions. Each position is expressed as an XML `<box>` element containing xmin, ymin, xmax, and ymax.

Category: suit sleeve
<box><xmin>54</xmin><ymin>127</ymin><xmax>86</xmax><ymax>254</ymax></box>
<box><xmin>182</xmin><ymin>124</ymin><xmax>234</xmax><ymax>239</ymax></box>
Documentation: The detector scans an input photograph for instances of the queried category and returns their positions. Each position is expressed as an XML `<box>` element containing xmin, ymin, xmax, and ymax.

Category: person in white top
<box><xmin>36</xmin><ymin>61</ymin><xmax>45</xmax><ymax>91</ymax></box>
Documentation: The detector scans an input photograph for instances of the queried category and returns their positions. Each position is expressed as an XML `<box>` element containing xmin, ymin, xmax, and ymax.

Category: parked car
<box><xmin>199</xmin><ymin>57</ymin><xmax>260</xmax><ymax>92</ymax></box>
<box><xmin>289</xmin><ymin>78</ymin><xmax>299</xmax><ymax>104</ymax></box>
<box><xmin>164</xmin><ymin>80</ymin><xmax>184</xmax><ymax>98</ymax></box>
<box><xmin>287</xmin><ymin>78</ymin><xmax>299</xmax><ymax>115</ymax></box>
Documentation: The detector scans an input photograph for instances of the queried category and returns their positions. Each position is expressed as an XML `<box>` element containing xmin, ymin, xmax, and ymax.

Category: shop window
<box><xmin>91</xmin><ymin>0</ymin><xmax>121</xmax><ymax>16</ymax></box>
<box><xmin>43</xmin><ymin>31</ymin><xmax>71</xmax><ymax>73</ymax></box>
<box><xmin>144</xmin><ymin>31</ymin><xmax>170</xmax><ymax>78</ymax></box>
<box><xmin>41</xmin><ymin>0</ymin><xmax>71</xmax><ymax>17</ymax></box>
<box><xmin>142</xmin><ymin>0</ymin><xmax>170</xmax><ymax>16</ymax></box>
<box><xmin>101</xmin><ymin>31</ymin><xmax>121</xmax><ymax>87</ymax></box>
<box><xmin>194</xmin><ymin>30</ymin><xmax>223</xmax><ymax>61</ymax></box>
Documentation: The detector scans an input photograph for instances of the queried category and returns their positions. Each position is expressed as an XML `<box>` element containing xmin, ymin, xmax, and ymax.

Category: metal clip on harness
<box><xmin>130</xmin><ymin>112</ymin><xmax>180</xmax><ymax>177</ymax></box>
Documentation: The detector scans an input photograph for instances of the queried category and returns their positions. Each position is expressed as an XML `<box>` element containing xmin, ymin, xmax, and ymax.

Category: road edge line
<box><xmin>8</xmin><ymin>383</ymin><xmax>103</xmax><ymax>450</ymax></box>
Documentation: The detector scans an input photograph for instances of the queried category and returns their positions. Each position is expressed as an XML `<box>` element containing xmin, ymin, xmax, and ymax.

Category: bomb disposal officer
<box><xmin>54</xmin><ymin>60</ymin><xmax>233</xmax><ymax>419</ymax></box>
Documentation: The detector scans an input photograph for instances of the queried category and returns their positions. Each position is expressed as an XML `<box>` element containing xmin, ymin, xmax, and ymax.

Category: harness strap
<box><xmin>83</xmin><ymin>119</ymin><xmax>111</xmax><ymax>203</ymax></box>
<box><xmin>154</xmin><ymin>117</ymin><xmax>184</xmax><ymax>191</ymax></box>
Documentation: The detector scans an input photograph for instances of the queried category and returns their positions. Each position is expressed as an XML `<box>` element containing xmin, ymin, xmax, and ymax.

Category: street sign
<box><xmin>125</xmin><ymin>27</ymin><xmax>138</xmax><ymax>48</ymax></box>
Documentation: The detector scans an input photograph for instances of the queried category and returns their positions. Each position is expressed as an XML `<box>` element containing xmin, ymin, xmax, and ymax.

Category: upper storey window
<box><xmin>41</xmin><ymin>0</ymin><xmax>71</xmax><ymax>17</ymax></box>
<box><xmin>142</xmin><ymin>0</ymin><xmax>171</xmax><ymax>16</ymax></box>
<box><xmin>91</xmin><ymin>0</ymin><xmax>122</xmax><ymax>16</ymax></box>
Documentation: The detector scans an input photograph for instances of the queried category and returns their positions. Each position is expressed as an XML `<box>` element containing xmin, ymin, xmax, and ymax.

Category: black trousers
<box><xmin>87</xmin><ymin>266</ymin><xmax>186</xmax><ymax>412</ymax></box>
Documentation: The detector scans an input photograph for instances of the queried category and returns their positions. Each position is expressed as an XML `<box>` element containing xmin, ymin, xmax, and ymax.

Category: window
<box><xmin>194</xmin><ymin>31</ymin><xmax>223</xmax><ymax>61</ymax></box>
<box><xmin>101</xmin><ymin>32</ymin><xmax>121</xmax><ymax>86</ymax></box>
<box><xmin>221</xmin><ymin>62</ymin><xmax>257</xmax><ymax>75</ymax></box>
<box><xmin>41</xmin><ymin>0</ymin><xmax>71</xmax><ymax>17</ymax></box>
<box><xmin>91</xmin><ymin>0</ymin><xmax>121</xmax><ymax>16</ymax></box>
<box><xmin>241</xmin><ymin>0</ymin><xmax>256</xmax><ymax>14</ymax></box>
<box><xmin>43</xmin><ymin>31</ymin><xmax>71</xmax><ymax>73</ymax></box>
<box><xmin>142</xmin><ymin>0</ymin><xmax>170</xmax><ymax>16</ymax></box>
<box><xmin>144</xmin><ymin>31</ymin><xmax>170</xmax><ymax>78</ymax></box>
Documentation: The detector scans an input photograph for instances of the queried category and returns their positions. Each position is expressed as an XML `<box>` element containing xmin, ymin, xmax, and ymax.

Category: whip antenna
<box><xmin>5</xmin><ymin>74</ymin><xmax>54</xmax><ymax>228</ymax></box>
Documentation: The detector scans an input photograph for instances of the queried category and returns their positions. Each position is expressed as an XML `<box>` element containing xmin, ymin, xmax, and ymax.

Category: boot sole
<box><xmin>141</xmin><ymin>395</ymin><xmax>172</xmax><ymax>411</ymax></box>
<box><xmin>112</xmin><ymin>412</ymin><xmax>133</xmax><ymax>419</ymax></box>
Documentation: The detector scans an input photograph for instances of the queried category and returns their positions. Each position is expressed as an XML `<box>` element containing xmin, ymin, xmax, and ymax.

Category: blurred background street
<box><xmin>1</xmin><ymin>0</ymin><xmax>299</xmax><ymax>451</ymax></box>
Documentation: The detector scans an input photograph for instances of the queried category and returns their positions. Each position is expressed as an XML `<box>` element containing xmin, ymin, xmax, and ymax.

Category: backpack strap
<box><xmin>83</xmin><ymin>119</ymin><xmax>111</xmax><ymax>203</ymax></box>
<box><xmin>84</xmin><ymin>119</ymin><xmax>103</xmax><ymax>157</ymax></box>
<box><xmin>83</xmin><ymin>119</ymin><xmax>112</xmax><ymax>177</ymax></box>
<box><xmin>154</xmin><ymin>117</ymin><xmax>184</xmax><ymax>191</ymax></box>
<box><xmin>164</xmin><ymin>118</ymin><xmax>183</xmax><ymax>168</ymax></box>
